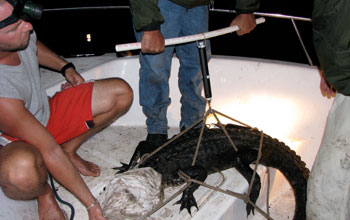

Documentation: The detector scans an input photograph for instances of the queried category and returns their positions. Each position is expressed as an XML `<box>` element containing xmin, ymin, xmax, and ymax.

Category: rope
<box><xmin>248</xmin><ymin>130</ymin><xmax>264</xmax><ymax>196</ymax></box>
<box><xmin>212</xmin><ymin>110</ymin><xmax>239</xmax><ymax>152</ymax></box>
<box><xmin>176</xmin><ymin>111</ymin><xmax>273</xmax><ymax>219</ymax></box>
<box><xmin>139</xmin><ymin>116</ymin><xmax>204</xmax><ymax>165</ymax></box>
<box><xmin>138</xmin><ymin>169</ymin><xmax>227</xmax><ymax>220</ymax></box>
<box><xmin>177</xmin><ymin>170</ymin><xmax>273</xmax><ymax>220</ymax></box>
<box><xmin>212</xmin><ymin>109</ymin><xmax>252</xmax><ymax>128</ymax></box>
<box><xmin>266</xmin><ymin>168</ymin><xmax>271</xmax><ymax>216</ymax></box>
<box><xmin>138</xmin><ymin>183</ymin><xmax>192</xmax><ymax>220</ymax></box>
<box><xmin>192</xmin><ymin>111</ymin><xmax>211</xmax><ymax>166</ymax></box>
<box><xmin>133</xmin><ymin>107</ymin><xmax>274</xmax><ymax>220</ymax></box>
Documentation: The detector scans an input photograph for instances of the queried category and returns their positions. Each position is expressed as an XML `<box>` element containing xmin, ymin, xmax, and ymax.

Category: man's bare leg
<box><xmin>61</xmin><ymin>78</ymin><xmax>133</xmax><ymax>177</ymax></box>
<box><xmin>0</xmin><ymin>142</ymin><xmax>65</xmax><ymax>220</ymax></box>
<box><xmin>37</xmin><ymin>183</ymin><xmax>66</xmax><ymax>220</ymax></box>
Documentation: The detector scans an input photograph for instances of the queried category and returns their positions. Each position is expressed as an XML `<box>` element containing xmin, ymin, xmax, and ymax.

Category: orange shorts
<box><xmin>0</xmin><ymin>82</ymin><xmax>94</xmax><ymax>145</ymax></box>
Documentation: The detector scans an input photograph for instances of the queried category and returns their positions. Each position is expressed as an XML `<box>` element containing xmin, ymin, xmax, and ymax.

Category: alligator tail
<box><xmin>223</xmin><ymin>124</ymin><xmax>309</xmax><ymax>220</ymax></box>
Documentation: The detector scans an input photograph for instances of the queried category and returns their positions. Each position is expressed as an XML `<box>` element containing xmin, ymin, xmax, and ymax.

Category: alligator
<box><xmin>115</xmin><ymin>123</ymin><xmax>309</xmax><ymax>220</ymax></box>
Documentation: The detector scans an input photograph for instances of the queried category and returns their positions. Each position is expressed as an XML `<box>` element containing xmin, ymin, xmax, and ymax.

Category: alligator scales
<box><xmin>116</xmin><ymin>124</ymin><xmax>309</xmax><ymax>220</ymax></box>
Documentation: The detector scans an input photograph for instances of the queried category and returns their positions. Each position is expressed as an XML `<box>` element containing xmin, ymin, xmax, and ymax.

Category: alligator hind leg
<box><xmin>233</xmin><ymin>154</ymin><xmax>261</xmax><ymax>217</ymax></box>
<box><xmin>175</xmin><ymin>165</ymin><xmax>208</xmax><ymax>215</ymax></box>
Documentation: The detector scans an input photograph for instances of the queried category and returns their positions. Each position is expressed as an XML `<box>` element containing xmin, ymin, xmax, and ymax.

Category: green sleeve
<box><xmin>129</xmin><ymin>0</ymin><xmax>164</xmax><ymax>32</ymax></box>
<box><xmin>235</xmin><ymin>0</ymin><xmax>260</xmax><ymax>14</ymax></box>
<box><xmin>312</xmin><ymin>0</ymin><xmax>350</xmax><ymax>95</ymax></box>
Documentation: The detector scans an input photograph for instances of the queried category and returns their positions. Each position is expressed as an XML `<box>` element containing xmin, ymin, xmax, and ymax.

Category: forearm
<box><xmin>36</xmin><ymin>41</ymin><xmax>68</xmax><ymax>72</ymax></box>
<box><xmin>26</xmin><ymin>127</ymin><xmax>95</xmax><ymax>208</ymax></box>
<box><xmin>235</xmin><ymin>0</ymin><xmax>260</xmax><ymax>14</ymax></box>
<box><xmin>43</xmin><ymin>144</ymin><xmax>95</xmax><ymax>207</ymax></box>
<box><xmin>0</xmin><ymin>100</ymin><xmax>95</xmax><ymax>208</ymax></box>
<box><xmin>230</xmin><ymin>0</ymin><xmax>260</xmax><ymax>36</ymax></box>
<box><xmin>36</xmin><ymin>40</ymin><xmax>84</xmax><ymax>86</ymax></box>
<box><xmin>129</xmin><ymin>0</ymin><xmax>164</xmax><ymax>31</ymax></box>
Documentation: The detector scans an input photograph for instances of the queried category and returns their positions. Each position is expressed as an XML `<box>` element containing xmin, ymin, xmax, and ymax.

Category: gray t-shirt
<box><xmin>0</xmin><ymin>32</ymin><xmax>50</xmax><ymax>145</ymax></box>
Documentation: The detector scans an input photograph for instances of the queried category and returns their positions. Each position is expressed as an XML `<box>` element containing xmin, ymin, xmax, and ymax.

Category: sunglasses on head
<box><xmin>0</xmin><ymin>0</ymin><xmax>42</xmax><ymax>29</ymax></box>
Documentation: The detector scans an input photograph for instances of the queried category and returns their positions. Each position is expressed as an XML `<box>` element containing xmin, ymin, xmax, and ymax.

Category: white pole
<box><xmin>115</xmin><ymin>17</ymin><xmax>265</xmax><ymax>52</ymax></box>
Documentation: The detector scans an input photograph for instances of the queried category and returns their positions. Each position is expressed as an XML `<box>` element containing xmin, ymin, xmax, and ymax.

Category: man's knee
<box><xmin>0</xmin><ymin>143</ymin><xmax>47</xmax><ymax>200</ymax></box>
<box><xmin>105</xmin><ymin>78</ymin><xmax>133</xmax><ymax>109</ymax></box>
<box><xmin>115</xmin><ymin>78</ymin><xmax>133</xmax><ymax>106</ymax></box>
<box><xmin>92</xmin><ymin>78</ymin><xmax>133</xmax><ymax>117</ymax></box>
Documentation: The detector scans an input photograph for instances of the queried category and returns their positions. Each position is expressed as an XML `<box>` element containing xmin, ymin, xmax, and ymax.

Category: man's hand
<box><xmin>88</xmin><ymin>203</ymin><xmax>107</xmax><ymax>220</ymax></box>
<box><xmin>230</xmin><ymin>13</ymin><xmax>257</xmax><ymax>36</ymax></box>
<box><xmin>36</xmin><ymin>40</ymin><xmax>85</xmax><ymax>88</ymax></box>
<box><xmin>319</xmin><ymin>69</ymin><xmax>336</xmax><ymax>98</ymax></box>
<box><xmin>61</xmin><ymin>68</ymin><xmax>85</xmax><ymax>90</ymax></box>
<box><xmin>141</xmin><ymin>30</ymin><xmax>165</xmax><ymax>54</ymax></box>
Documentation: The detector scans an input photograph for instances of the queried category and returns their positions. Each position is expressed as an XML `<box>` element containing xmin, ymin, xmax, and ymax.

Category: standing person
<box><xmin>307</xmin><ymin>0</ymin><xmax>350</xmax><ymax>219</ymax></box>
<box><xmin>129</xmin><ymin>0</ymin><xmax>260</xmax><ymax>147</ymax></box>
<box><xmin>0</xmin><ymin>0</ymin><xmax>133</xmax><ymax>219</ymax></box>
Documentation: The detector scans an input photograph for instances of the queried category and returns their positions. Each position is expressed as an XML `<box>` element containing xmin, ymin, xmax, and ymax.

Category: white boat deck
<box><xmin>0</xmin><ymin>54</ymin><xmax>333</xmax><ymax>220</ymax></box>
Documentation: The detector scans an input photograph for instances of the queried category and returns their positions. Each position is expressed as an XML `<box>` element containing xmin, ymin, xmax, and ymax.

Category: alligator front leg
<box><xmin>174</xmin><ymin>165</ymin><xmax>208</xmax><ymax>215</ymax></box>
<box><xmin>113</xmin><ymin>140</ymin><xmax>156</xmax><ymax>173</ymax></box>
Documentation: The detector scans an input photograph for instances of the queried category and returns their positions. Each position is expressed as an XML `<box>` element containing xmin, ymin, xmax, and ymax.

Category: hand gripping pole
<box><xmin>115</xmin><ymin>17</ymin><xmax>265</xmax><ymax>52</ymax></box>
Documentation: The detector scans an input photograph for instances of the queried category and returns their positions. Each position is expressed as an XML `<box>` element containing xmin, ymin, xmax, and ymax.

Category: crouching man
<box><xmin>0</xmin><ymin>0</ymin><xmax>133</xmax><ymax>219</ymax></box>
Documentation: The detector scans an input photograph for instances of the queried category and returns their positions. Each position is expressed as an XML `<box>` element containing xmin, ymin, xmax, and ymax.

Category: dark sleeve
<box><xmin>129</xmin><ymin>0</ymin><xmax>164</xmax><ymax>32</ymax></box>
<box><xmin>235</xmin><ymin>0</ymin><xmax>260</xmax><ymax>14</ymax></box>
<box><xmin>312</xmin><ymin>0</ymin><xmax>350</xmax><ymax>95</ymax></box>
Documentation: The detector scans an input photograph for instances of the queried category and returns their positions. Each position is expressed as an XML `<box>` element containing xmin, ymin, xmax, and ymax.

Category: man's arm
<box><xmin>231</xmin><ymin>0</ymin><xmax>260</xmax><ymax>36</ymax></box>
<box><xmin>0</xmin><ymin>98</ymin><xmax>105</xmax><ymax>219</ymax></box>
<box><xmin>230</xmin><ymin>13</ymin><xmax>257</xmax><ymax>36</ymax></box>
<box><xmin>319</xmin><ymin>69</ymin><xmax>336</xmax><ymax>98</ymax></box>
<box><xmin>36</xmin><ymin>41</ymin><xmax>85</xmax><ymax>87</ymax></box>
<box><xmin>129</xmin><ymin>0</ymin><xmax>165</xmax><ymax>54</ymax></box>
<box><xmin>129</xmin><ymin>0</ymin><xmax>163</xmax><ymax>32</ymax></box>
<box><xmin>235</xmin><ymin>0</ymin><xmax>260</xmax><ymax>14</ymax></box>
<box><xmin>140</xmin><ymin>30</ymin><xmax>165</xmax><ymax>54</ymax></box>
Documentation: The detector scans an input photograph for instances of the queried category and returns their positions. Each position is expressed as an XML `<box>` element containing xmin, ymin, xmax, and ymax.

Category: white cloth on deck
<box><xmin>98</xmin><ymin>167</ymin><xmax>163</xmax><ymax>220</ymax></box>
<box><xmin>307</xmin><ymin>93</ymin><xmax>350</xmax><ymax>220</ymax></box>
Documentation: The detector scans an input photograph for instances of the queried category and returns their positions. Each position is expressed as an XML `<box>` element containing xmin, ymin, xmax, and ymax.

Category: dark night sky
<box><xmin>32</xmin><ymin>0</ymin><xmax>317</xmax><ymax>65</ymax></box>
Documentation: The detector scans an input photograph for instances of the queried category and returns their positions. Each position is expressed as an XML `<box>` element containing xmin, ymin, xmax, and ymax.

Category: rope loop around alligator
<box><xmin>135</xmin><ymin>106</ymin><xmax>273</xmax><ymax>219</ymax></box>
<box><xmin>177</xmin><ymin>130</ymin><xmax>272</xmax><ymax>220</ymax></box>
<box><xmin>177</xmin><ymin>163</ymin><xmax>273</xmax><ymax>220</ymax></box>
<box><xmin>137</xmin><ymin>169</ymin><xmax>226</xmax><ymax>220</ymax></box>
<box><xmin>139</xmin><ymin>107</ymin><xmax>255</xmax><ymax>166</ymax></box>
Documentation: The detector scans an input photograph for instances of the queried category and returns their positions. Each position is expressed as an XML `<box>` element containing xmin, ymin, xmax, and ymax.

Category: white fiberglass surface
<box><xmin>46</xmin><ymin>55</ymin><xmax>332</xmax><ymax>168</ymax></box>
<box><xmin>0</xmin><ymin>55</ymin><xmax>333</xmax><ymax>220</ymax></box>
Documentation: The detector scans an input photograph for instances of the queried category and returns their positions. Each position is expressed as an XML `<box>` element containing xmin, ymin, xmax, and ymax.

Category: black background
<box><xmin>32</xmin><ymin>0</ymin><xmax>318</xmax><ymax>65</ymax></box>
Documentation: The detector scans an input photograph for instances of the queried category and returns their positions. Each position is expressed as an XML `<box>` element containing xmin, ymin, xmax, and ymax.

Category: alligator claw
<box><xmin>113</xmin><ymin>140</ymin><xmax>154</xmax><ymax>174</ymax></box>
<box><xmin>174</xmin><ymin>192</ymin><xmax>198</xmax><ymax>215</ymax></box>
<box><xmin>245</xmin><ymin>174</ymin><xmax>260</xmax><ymax>216</ymax></box>
<box><xmin>112</xmin><ymin>162</ymin><xmax>131</xmax><ymax>174</ymax></box>
<box><xmin>246</xmin><ymin>203</ymin><xmax>255</xmax><ymax>217</ymax></box>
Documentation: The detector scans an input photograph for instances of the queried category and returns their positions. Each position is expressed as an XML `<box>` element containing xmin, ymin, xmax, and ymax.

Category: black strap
<box><xmin>6</xmin><ymin>0</ymin><xmax>17</xmax><ymax>8</ymax></box>
<box><xmin>60</xmin><ymin>62</ymin><xmax>75</xmax><ymax>77</ymax></box>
